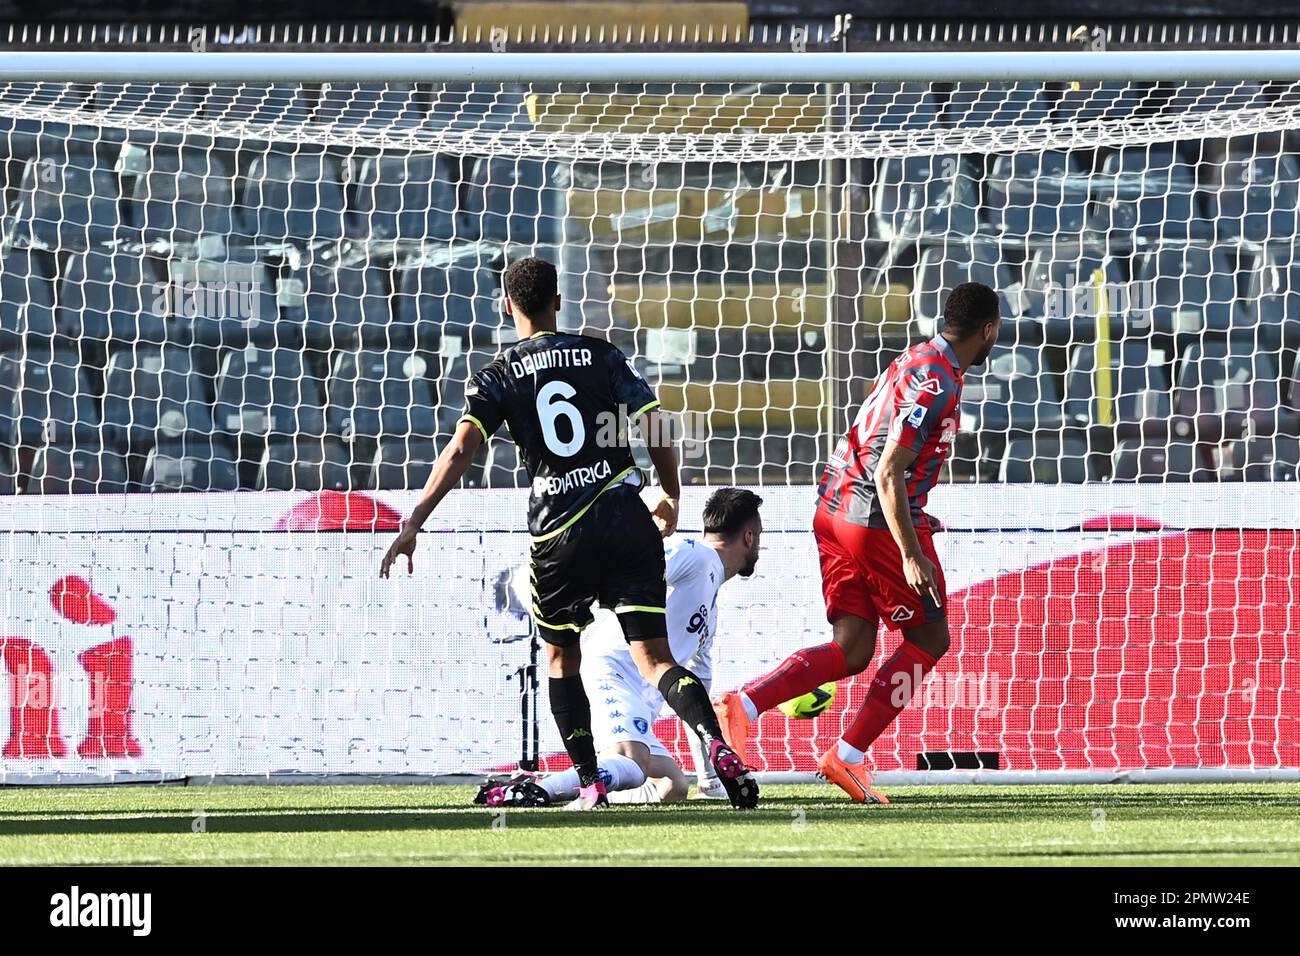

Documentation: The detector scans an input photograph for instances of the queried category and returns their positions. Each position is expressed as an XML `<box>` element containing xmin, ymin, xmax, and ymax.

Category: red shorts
<box><xmin>813</xmin><ymin>506</ymin><xmax>947</xmax><ymax>629</ymax></box>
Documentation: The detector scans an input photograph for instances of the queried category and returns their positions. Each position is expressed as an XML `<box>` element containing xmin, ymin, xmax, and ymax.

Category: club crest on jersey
<box><xmin>890</xmin><ymin>606</ymin><xmax>915</xmax><ymax>623</ymax></box>
<box><xmin>633</xmin><ymin>718</ymin><xmax>649</xmax><ymax>734</ymax></box>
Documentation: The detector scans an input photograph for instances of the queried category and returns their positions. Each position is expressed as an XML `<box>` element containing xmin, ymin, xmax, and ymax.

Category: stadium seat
<box><xmin>1090</xmin><ymin>146</ymin><xmax>1209</xmax><ymax>241</ymax></box>
<box><xmin>0</xmin><ymin>249</ymin><xmax>57</xmax><ymax>348</ymax></box>
<box><xmin>166</xmin><ymin>256</ymin><xmax>280</xmax><ymax>350</ymax></box>
<box><xmin>201</xmin><ymin>83</ymin><xmax>314</xmax><ymax>129</ymax></box>
<box><xmin>1244</xmin><ymin>242</ymin><xmax>1300</xmax><ymax>347</ymax></box>
<box><xmin>1019</xmin><ymin>242</ymin><xmax>1127</xmax><ymax>344</ymax></box>
<box><xmin>314</xmin><ymin>82</ymin><xmax>427</xmax><ymax>131</ymax></box>
<box><xmin>1172</xmin><ymin>338</ymin><xmax>1297</xmax><ymax>442</ymax></box>
<box><xmin>1111</xmin><ymin>438</ymin><xmax>1204</xmax><ymax>483</ymax></box>
<box><xmin>392</xmin><ymin>260</ymin><xmax>505</xmax><ymax>347</ymax></box>
<box><xmin>460</xmin><ymin>156</ymin><xmax>562</xmax><ymax>244</ymax></box>
<box><xmin>8</xmin><ymin>141</ymin><xmax>128</xmax><ymax>251</ymax></box>
<box><xmin>1054</xmin><ymin>82</ymin><xmax>1159</xmax><ymax>125</ymax></box>
<box><xmin>132</xmin><ymin>144</ymin><xmax>237</xmax><ymax>247</ymax></box>
<box><xmin>142</xmin><ymin>436</ymin><xmax>240</xmax><ymax>491</ymax></box>
<box><xmin>257</xmin><ymin>437</ymin><xmax>353</xmax><ymax>491</ymax></box>
<box><xmin>56</xmin><ymin>250</ymin><xmax>168</xmax><ymax>347</ymax></box>
<box><xmin>325</xmin><ymin>346</ymin><xmax>438</xmax><ymax>465</ymax></box>
<box><xmin>369</xmin><ymin>438</ymin><xmax>437</xmax><ymax>491</ymax></box>
<box><xmin>945</xmin><ymin>82</ymin><xmax>1053</xmax><ymax>128</ymax></box>
<box><xmin>999</xmin><ymin>433</ymin><xmax>1093</xmax><ymax>483</ymax></box>
<box><xmin>101</xmin><ymin>345</ymin><xmax>215</xmax><ymax>459</ymax></box>
<box><xmin>984</xmin><ymin>151</ymin><xmax>1089</xmax><ymax>239</ymax></box>
<box><xmin>960</xmin><ymin>343</ymin><xmax>1065</xmax><ymax>435</ymax></box>
<box><xmin>1204</xmin><ymin>140</ymin><xmax>1300</xmax><ymax>242</ymax></box>
<box><xmin>872</xmin><ymin>154</ymin><xmax>980</xmax><ymax>242</ymax></box>
<box><xmin>236</xmin><ymin>150</ymin><xmax>347</xmax><ymax>244</ymax></box>
<box><xmin>282</xmin><ymin>256</ymin><xmax>394</xmax><ymax>351</ymax></box>
<box><xmin>0</xmin><ymin>347</ymin><xmax>99</xmax><ymax>449</ymax></box>
<box><xmin>1132</xmin><ymin>244</ymin><xmax>1247</xmax><ymax>336</ymax></box>
<box><xmin>26</xmin><ymin>443</ymin><xmax>129</xmax><ymax>494</ymax></box>
<box><xmin>910</xmin><ymin>239</ymin><xmax>1020</xmax><ymax>338</ymax></box>
<box><xmin>1064</xmin><ymin>339</ymin><xmax>1173</xmax><ymax>438</ymax></box>
<box><xmin>1217</xmin><ymin>435</ymin><xmax>1300</xmax><ymax>481</ymax></box>
<box><xmin>213</xmin><ymin>346</ymin><xmax>328</xmax><ymax>467</ymax></box>
<box><xmin>346</xmin><ymin>153</ymin><xmax>460</xmax><ymax>242</ymax></box>
<box><xmin>855</xmin><ymin>82</ymin><xmax>940</xmax><ymax>133</ymax></box>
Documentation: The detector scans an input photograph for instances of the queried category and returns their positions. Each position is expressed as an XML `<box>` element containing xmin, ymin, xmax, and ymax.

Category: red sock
<box><xmin>843</xmin><ymin>641</ymin><xmax>937</xmax><ymax>753</ymax></box>
<box><xmin>744</xmin><ymin>643</ymin><xmax>848</xmax><ymax>715</ymax></box>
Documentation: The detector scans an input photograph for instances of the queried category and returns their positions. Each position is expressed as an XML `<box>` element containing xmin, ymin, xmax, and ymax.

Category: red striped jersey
<box><xmin>817</xmin><ymin>335</ymin><xmax>963</xmax><ymax>528</ymax></box>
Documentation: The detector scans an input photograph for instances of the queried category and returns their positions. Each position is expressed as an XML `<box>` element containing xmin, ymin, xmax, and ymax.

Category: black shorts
<box><xmin>530</xmin><ymin>484</ymin><xmax>667</xmax><ymax>647</ymax></box>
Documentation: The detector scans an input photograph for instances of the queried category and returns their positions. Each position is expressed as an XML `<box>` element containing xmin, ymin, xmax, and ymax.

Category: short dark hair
<box><xmin>702</xmin><ymin>488</ymin><xmax>763</xmax><ymax>539</ymax></box>
<box><xmin>941</xmin><ymin>282</ymin><xmax>1001</xmax><ymax>339</ymax></box>
<box><xmin>503</xmin><ymin>257</ymin><xmax>558</xmax><ymax>319</ymax></box>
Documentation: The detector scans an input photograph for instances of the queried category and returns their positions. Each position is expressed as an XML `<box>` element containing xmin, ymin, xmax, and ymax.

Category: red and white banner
<box><xmin>2</xmin><ymin>485</ymin><xmax>1297</xmax><ymax>782</ymax></box>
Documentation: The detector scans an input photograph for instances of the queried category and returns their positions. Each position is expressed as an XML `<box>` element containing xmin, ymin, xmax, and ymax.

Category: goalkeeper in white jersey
<box><xmin>477</xmin><ymin>488</ymin><xmax>763</xmax><ymax>807</ymax></box>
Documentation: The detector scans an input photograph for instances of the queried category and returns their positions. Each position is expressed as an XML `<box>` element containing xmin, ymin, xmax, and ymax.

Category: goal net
<box><xmin>0</xmin><ymin>54</ymin><xmax>1297</xmax><ymax>782</ymax></box>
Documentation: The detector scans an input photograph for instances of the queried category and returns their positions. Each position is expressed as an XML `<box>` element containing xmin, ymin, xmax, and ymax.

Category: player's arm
<box><xmin>641</xmin><ymin>408</ymin><xmax>680</xmax><ymax>536</ymax></box>
<box><xmin>611</xmin><ymin>347</ymin><xmax>679</xmax><ymax>535</ymax></box>
<box><xmin>876</xmin><ymin>370</ymin><xmax>955</xmax><ymax>606</ymax></box>
<box><xmin>875</xmin><ymin>439</ymin><xmax>940</xmax><ymax>607</ymax></box>
<box><xmin>380</xmin><ymin>421</ymin><xmax>483</xmax><ymax>578</ymax></box>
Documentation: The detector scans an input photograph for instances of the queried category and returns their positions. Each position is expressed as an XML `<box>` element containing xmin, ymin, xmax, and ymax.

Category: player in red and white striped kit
<box><xmin>715</xmin><ymin>283</ymin><xmax>1002</xmax><ymax>803</ymax></box>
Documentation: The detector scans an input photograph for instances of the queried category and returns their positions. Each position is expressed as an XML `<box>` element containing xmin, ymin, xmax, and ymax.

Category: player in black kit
<box><xmin>381</xmin><ymin>257</ymin><xmax>758</xmax><ymax>810</ymax></box>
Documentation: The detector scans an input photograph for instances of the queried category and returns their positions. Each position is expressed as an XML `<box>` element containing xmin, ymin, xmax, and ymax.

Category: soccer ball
<box><xmin>778</xmin><ymin>682</ymin><xmax>837</xmax><ymax>719</ymax></box>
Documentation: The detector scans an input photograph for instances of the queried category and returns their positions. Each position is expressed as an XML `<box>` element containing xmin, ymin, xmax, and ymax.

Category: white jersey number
<box><xmin>537</xmin><ymin>380</ymin><xmax>585</xmax><ymax>457</ymax></box>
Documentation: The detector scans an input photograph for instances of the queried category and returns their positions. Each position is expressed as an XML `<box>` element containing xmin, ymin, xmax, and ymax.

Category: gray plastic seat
<box><xmin>0</xmin><ymin>250</ymin><xmax>57</xmax><ymax>348</ymax></box>
<box><xmin>873</xmin><ymin>154</ymin><xmax>980</xmax><ymax>242</ymax></box>
<box><xmin>460</xmin><ymin>157</ymin><xmax>561</xmax><ymax>244</ymax></box>
<box><xmin>325</xmin><ymin>347</ymin><xmax>438</xmax><ymax>458</ymax></box>
<box><xmin>0</xmin><ymin>347</ymin><xmax>99</xmax><ymax>448</ymax></box>
<box><xmin>960</xmin><ymin>343</ymin><xmax>1065</xmax><ymax>435</ymax></box>
<box><xmin>1111</xmin><ymin>438</ymin><xmax>1201</xmax><ymax>483</ymax></box>
<box><xmin>1244</xmin><ymin>242</ymin><xmax>1300</xmax><ymax>347</ymax></box>
<box><xmin>393</xmin><ymin>262</ymin><xmax>504</xmax><ymax>347</ymax></box>
<box><xmin>133</xmin><ymin>144</ymin><xmax>237</xmax><ymax>247</ymax></box>
<box><xmin>213</xmin><ymin>346</ymin><xmax>327</xmax><ymax>463</ymax></box>
<box><xmin>1132</xmin><ymin>245</ymin><xmax>1246</xmax><ymax>337</ymax></box>
<box><xmin>237</xmin><ymin>150</ymin><xmax>346</xmax><ymax>243</ymax></box>
<box><xmin>1172</xmin><ymin>338</ymin><xmax>1296</xmax><ymax>442</ymax></box>
<box><xmin>999</xmin><ymin>433</ymin><xmax>1093</xmax><ymax>483</ymax></box>
<box><xmin>910</xmin><ymin>239</ymin><xmax>1020</xmax><ymax>338</ymax></box>
<box><xmin>1064</xmin><ymin>339</ymin><xmax>1173</xmax><ymax>439</ymax></box>
<box><xmin>165</xmin><ymin>256</ymin><xmax>279</xmax><ymax>350</ymax></box>
<box><xmin>8</xmin><ymin>142</ymin><xmax>126</xmax><ymax>251</ymax></box>
<box><xmin>984</xmin><ymin>151</ymin><xmax>1089</xmax><ymax>239</ymax></box>
<box><xmin>257</xmin><ymin>437</ymin><xmax>353</xmax><ymax>491</ymax></box>
<box><xmin>346</xmin><ymin>153</ymin><xmax>459</xmax><ymax>241</ymax></box>
<box><xmin>27</xmin><ymin>444</ymin><xmax>129</xmax><ymax>494</ymax></box>
<box><xmin>101</xmin><ymin>345</ymin><xmax>214</xmax><ymax>457</ymax></box>
<box><xmin>56</xmin><ymin>250</ymin><xmax>168</xmax><ymax>347</ymax></box>
<box><xmin>1019</xmin><ymin>243</ymin><xmax>1129</xmax><ymax>344</ymax></box>
<box><xmin>1091</xmin><ymin>146</ymin><xmax>1209</xmax><ymax>241</ymax></box>
<box><xmin>142</xmin><ymin>436</ymin><xmax>240</xmax><ymax>491</ymax></box>
<box><xmin>369</xmin><ymin>438</ymin><xmax>437</xmax><ymax>491</ymax></box>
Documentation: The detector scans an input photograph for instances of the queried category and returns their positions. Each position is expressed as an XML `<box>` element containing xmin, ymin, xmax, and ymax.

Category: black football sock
<box><xmin>658</xmin><ymin>665</ymin><xmax>726</xmax><ymax>745</ymax></box>
<box><xmin>548</xmin><ymin>676</ymin><xmax>599</xmax><ymax>787</ymax></box>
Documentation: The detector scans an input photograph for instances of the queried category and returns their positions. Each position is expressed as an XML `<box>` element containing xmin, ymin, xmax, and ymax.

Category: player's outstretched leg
<box><xmin>714</xmin><ymin>615</ymin><xmax>876</xmax><ymax>765</ymax></box>
<box><xmin>821</xmin><ymin>625</ymin><xmax>947</xmax><ymax>802</ymax></box>
<box><xmin>545</xmin><ymin>642</ymin><xmax>607</xmax><ymax>810</ymax></box>
<box><xmin>529</xmin><ymin>754</ymin><xmax>647</xmax><ymax>809</ymax></box>
<box><xmin>657</xmin><ymin>663</ymin><xmax>759</xmax><ymax>809</ymax></box>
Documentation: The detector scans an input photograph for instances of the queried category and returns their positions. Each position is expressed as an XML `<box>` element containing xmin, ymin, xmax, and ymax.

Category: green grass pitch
<box><xmin>3</xmin><ymin>783</ymin><xmax>1298</xmax><ymax>866</ymax></box>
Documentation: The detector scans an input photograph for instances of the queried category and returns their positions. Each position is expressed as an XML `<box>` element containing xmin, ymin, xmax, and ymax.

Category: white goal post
<box><xmin>0</xmin><ymin>50</ymin><xmax>1297</xmax><ymax>785</ymax></box>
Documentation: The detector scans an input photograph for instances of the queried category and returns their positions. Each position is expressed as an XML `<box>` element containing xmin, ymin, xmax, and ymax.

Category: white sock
<box><xmin>740</xmin><ymin>692</ymin><xmax>759</xmax><ymax>722</ymax></box>
<box><xmin>539</xmin><ymin>768</ymin><xmax>581</xmax><ymax>801</ymax></box>
<box><xmin>606</xmin><ymin>781</ymin><xmax>663</xmax><ymax>804</ymax></box>
<box><xmin>837</xmin><ymin>740</ymin><xmax>866</xmax><ymax>764</ymax></box>
<box><xmin>540</xmin><ymin>754</ymin><xmax>646</xmax><ymax>801</ymax></box>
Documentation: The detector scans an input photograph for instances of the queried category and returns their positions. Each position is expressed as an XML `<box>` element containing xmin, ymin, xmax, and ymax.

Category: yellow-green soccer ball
<box><xmin>777</xmin><ymin>682</ymin><xmax>837</xmax><ymax>719</ymax></box>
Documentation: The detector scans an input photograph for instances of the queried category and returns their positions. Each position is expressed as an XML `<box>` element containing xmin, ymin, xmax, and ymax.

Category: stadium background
<box><xmin>0</xmin><ymin>1</ymin><xmax>1297</xmax><ymax>785</ymax></box>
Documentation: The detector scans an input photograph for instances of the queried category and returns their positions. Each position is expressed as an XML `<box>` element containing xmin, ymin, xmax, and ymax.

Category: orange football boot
<box><xmin>817</xmin><ymin>748</ymin><xmax>889</xmax><ymax>804</ymax></box>
<box><xmin>713</xmin><ymin>692</ymin><xmax>752</xmax><ymax>766</ymax></box>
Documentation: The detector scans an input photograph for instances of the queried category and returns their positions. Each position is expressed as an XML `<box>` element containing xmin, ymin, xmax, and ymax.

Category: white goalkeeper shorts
<box><xmin>582</xmin><ymin>651</ymin><xmax>672</xmax><ymax>759</ymax></box>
